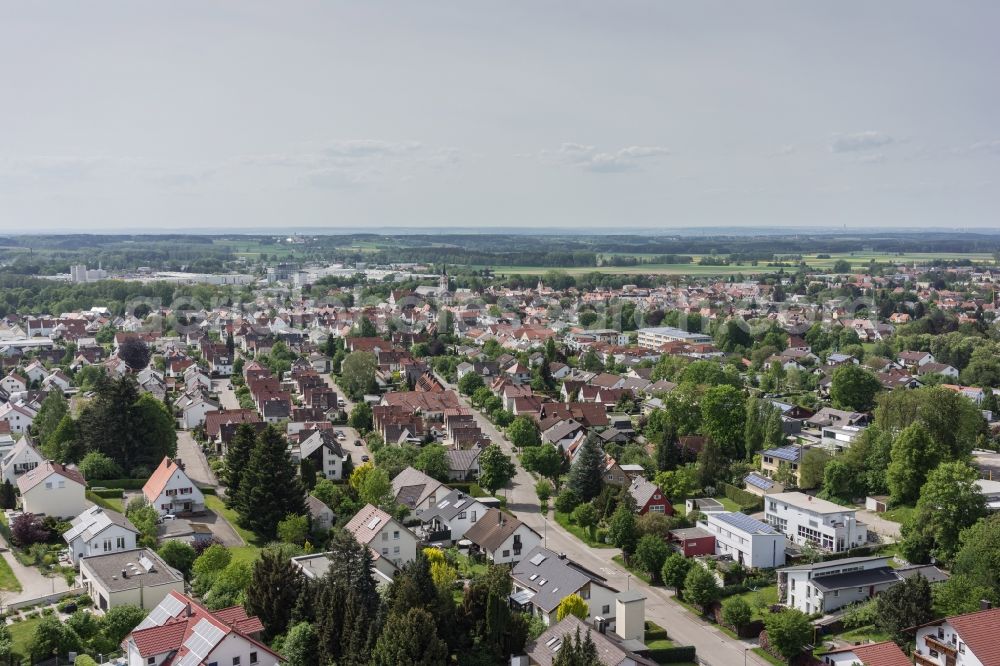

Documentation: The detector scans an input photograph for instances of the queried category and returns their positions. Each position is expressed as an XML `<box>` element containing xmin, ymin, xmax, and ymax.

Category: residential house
<box><xmin>306</xmin><ymin>495</ymin><xmax>335</xmax><ymax>531</ymax></box>
<box><xmin>913</xmin><ymin>606</ymin><xmax>1000</xmax><ymax>666</ymax></box>
<box><xmin>345</xmin><ymin>503</ymin><xmax>418</xmax><ymax>568</ymax></box>
<box><xmin>121</xmin><ymin>590</ymin><xmax>281</xmax><ymax>666</ymax></box>
<box><xmin>820</xmin><ymin>641</ymin><xmax>912</xmax><ymax>666</ymax></box>
<box><xmin>142</xmin><ymin>456</ymin><xmax>206</xmax><ymax>516</ymax></box>
<box><xmin>744</xmin><ymin>471</ymin><xmax>783</xmax><ymax>497</ymax></box>
<box><xmin>445</xmin><ymin>448</ymin><xmax>481</xmax><ymax>481</ymax></box>
<box><xmin>418</xmin><ymin>488</ymin><xmax>490</xmax><ymax>543</ymax></box>
<box><xmin>391</xmin><ymin>466</ymin><xmax>448</xmax><ymax>512</ymax></box>
<box><xmin>177</xmin><ymin>392</ymin><xmax>219</xmax><ymax>429</ymax></box>
<box><xmin>760</xmin><ymin>445</ymin><xmax>806</xmax><ymax>486</ymax></box>
<box><xmin>0</xmin><ymin>370</ymin><xmax>26</xmax><ymax>395</ymax></box>
<box><xmin>63</xmin><ymin>506</ymin><xmax>139</xmax><ymax>566</ymax></box>
<box><xmin>521</xmin><ymin>613</ymin><xmax>656</xmax><ymax>666</ymax></box>
<box><xmin>765</xmin><ymin>491</ymin><xmax>867</xmax><ymax>553</ymax></box>
<box><xmin>465</xmin><ymin>507</ymin><xmax>541</xmax><ymax>565</ymax></box>
<box><xmin>291</xmin><ymin>429</ymin><xmax>348</xmax><ymax>481</ymax></box>
<box><xmin>79</xmin><ymin>548</ymin><xmax>184</xmax><ymax>612</ymax></box>
<box><xmin>778</xmin><ymin>556</ymin><xmax>944</xmax><ymax>615</ymax></box>
<box><xmin>698</xmin><ymin>512</ymin><xmax>786</xmax><ymax>568</ymax></box>
<box><xmin>510</xmin><ymin>546</ymin><xmax>620</xmax><ymax>626</ymax></box>
<box><xmin>0</xmin><ymin>401</ymin><xmax>36</xmax><ymax>434</ymax></box>
<box><xmin>17</xmin><ymin>460</ymin><xmax>87</xmax><ymax>518</ymax></box>
<box><xmin>1</xmin><ymin>437</ymin><xmax>43</xmax><ymax>484</ymax></box>
<box><xmin>626</xmin><ymin>477</ymin><xmax>673</xmax><ymax>516</ymax></box>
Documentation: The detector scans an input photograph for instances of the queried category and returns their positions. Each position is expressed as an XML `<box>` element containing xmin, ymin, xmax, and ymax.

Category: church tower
<box><xmin>439</xmin><ymin>265</ymin><xmax>449</xmax><ymax>293</ymax></box>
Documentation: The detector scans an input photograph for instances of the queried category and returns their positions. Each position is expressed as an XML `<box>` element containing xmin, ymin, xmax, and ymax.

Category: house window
<box><xmin>148</xmin><ymin>658</ymin><xmax>155</xmax><ymax>665</ymax></box>
<box><xmin>233</xmin><ymin>658</ymin><xmax>241</xmax><ymax>666</ymax></box>
<box><xmin>382</xmin><ymin>548</ymin><xmax>389</xmax><ymax>555</ymax></box>
<box><xmin>602</xmin><ymin>605</ymin><xmax>610</xmax><ymax>615</ymax></box>
<box><xmin>162</xmin><ymin>504</ymin><xmax>170</xmax><ymax>510</ymax></box>
<box><xmin>394</xmin><ymin>546</ymin><xmax>400</xmax><ymax>554</ymax></box>
<box><xmin>502</xmin><ymin>550</ymin><xmax>510</xmax><ymax>558</ymax></box>
<box><xmin>393</xmin><ymin>531</ymin><xmax>400</xmax><ymax>540</ymax></box>
<box><xmin>470</xmin><ymin>511</ymin><xmax>477</xmax><ymax>522</ymax></box>
<box><xmin>45</xmin><ymin>482</ymin><xmax>53</xmax><ymax>489</ymax></box>
<box><xmin>650</xmin><ymin>505</ymin><xmax>664</xmax><ymax>513</ymax></box>
<box><xmin>116</xmin><ymin>537</ymin><xmax>126</xmax><ymax>549</ymax></box>
<box><xmin>458</xmin><ymin>512</ymin><xmax>466</xmax><ymax>520</ymax></box>
<box><xmin>382</xmin><ymin>532</ymin><xmax>388</xmax><ymax>541</ymax></box>
<box><xmin>103</xmin><ymin>540</ymin><xmax>112</xmax><ymax>552</ymax></box>
<box><xmin>250</xmin><ymin>653</ymin><xmax>258</xmax><ymax>665</ymax></box>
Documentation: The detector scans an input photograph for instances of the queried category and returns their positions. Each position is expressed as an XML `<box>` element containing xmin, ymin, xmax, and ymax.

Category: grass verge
<box><xmin>554</xmin><ymin>511</ymin><xmax>613</xmax><ymax>548</ymax></box>
<box><xmin>0</xmin><ymin>553</ymin><xmax>22</xmax><ymax>591</ymax></box>
<box><xmin>204</xmin><ymin>495</ymin><xmax>263</xmax><ymax>548</ymax></box>
<box><xmin>753</xmin><ymin>647</ymin><xmax>788</xmax><ymax>665</ymax></box>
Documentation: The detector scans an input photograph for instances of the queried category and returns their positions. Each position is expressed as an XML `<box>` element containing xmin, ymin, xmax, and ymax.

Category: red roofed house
<box><xmin>821</xmin><ymin>640</ymin><xmax>912</xmax><ymax>666</ymax></box>
<box><xmin>914</xmin><ymin>606</ymin><xmax>1000</xmax><ymax>666</ymax></box>
<box><xmin>17</xmin><ymin>460</ymin><xmax>86</xmax><ymax>518</ymax></box>
<box><xmin>626</xmin><ymin>476</ymin><xmax>673</xmax><ymax>516</ymax></box>
<box><xmin>122</xmin><ymin>590</ymin><xmax>281</xmax><ymax>666</ymax></box>
<box><xmin>143</xmin><ymin>457</ymin><xmax>205</xmax><ymax>517</ymax></box>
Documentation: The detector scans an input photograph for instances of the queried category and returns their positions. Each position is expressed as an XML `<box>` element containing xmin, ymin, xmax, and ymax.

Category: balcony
<box><xmin>924</xmin><ymin>635</ymin><xmax>956</xmax><ymax>656</ymax></box>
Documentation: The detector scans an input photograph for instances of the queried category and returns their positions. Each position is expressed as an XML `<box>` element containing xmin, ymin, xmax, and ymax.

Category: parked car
<box><xmin>361</xmin><ymin>455</ymin><xmax>370</xmax><ymax>462</ymax></box>
<box><xmin>355</xmin><ymin>439</ymin><xmax>363</xmax><ymax>446</ymax></box>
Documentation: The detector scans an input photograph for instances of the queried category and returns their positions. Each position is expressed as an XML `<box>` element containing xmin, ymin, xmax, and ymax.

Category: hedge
<box><xmin>719</xmin><ymin>482</ymin><xmax>764</xmax><ymax>512</ymax></box>
<box><xmin>89</xmin><ymin>488</ymin><xmax>124</xmax><ymax>499</ymax></box>
<box><xmin>89</xmin><ymin>478</ymin><xmax>147</xmax><ymax>490</ymax></box>
<box><xmin>646</xmin><ymin>646</ymin><xmax>697</xmax><ymax>663</ymax></box>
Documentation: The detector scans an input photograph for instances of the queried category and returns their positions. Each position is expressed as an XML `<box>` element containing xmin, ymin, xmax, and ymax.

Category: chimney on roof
<box><xmin>982</xmin><ymin>599</ymin><xmax>993</xmax><ymax>610</ymax></box>
<box><xmin>121</xmin><ymin>568</ymin><xmax>128</xmax><ymax>579</ymax></box>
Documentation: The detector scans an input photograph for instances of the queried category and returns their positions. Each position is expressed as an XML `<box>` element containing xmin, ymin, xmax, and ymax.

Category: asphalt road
<box><xmin>176</xmin><ymin>429</ymin><xmax>218</xmax><ymax>488</ymax></box>
<box><xmin>213</xmin><ymin>379</ymin><xmax>241</xmax><ymax>410</ymax></box>
<box><xmin>433</xmin><ymin>372</ymin><xmax>769</xmax><ymax>666</ymax></box>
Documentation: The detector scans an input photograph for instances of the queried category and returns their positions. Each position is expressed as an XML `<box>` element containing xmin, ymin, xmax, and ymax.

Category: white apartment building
<box><xmin>765</xmin><ymin>491</ymin><xmax>867</xmax><ymax>552</ymax></box>
<box><xmin>636</xmin><ymin>326</ymin><xmax>713</xmax><ymax>349</ymax></box>
<box><xmin>699</xmin><ymin>511</ymin><xmax>786</xmax><ymax>569</ymax></box>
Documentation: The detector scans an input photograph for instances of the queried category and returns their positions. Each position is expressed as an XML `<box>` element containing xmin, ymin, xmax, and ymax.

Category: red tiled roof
<box><xmin>142</xmin><ymin>457</ymin><xmax>186</xmax><ymax>503</ymax></box>
<box><xmin>131</xmin><ymin>621</ymin><xmax>188</xmax><ymax>658</ymax></box>
<box><xmin>947</xmin><ymin>607</ymin><xmax>1000</xmax><ymax>665</ymax></box>
<box><xmin>850</xmin><ymin>641</ymin><xmax>911</xmax><ymax>666</ymax></box>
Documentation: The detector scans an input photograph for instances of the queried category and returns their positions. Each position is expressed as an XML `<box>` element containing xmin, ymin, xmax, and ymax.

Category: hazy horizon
<box><xmin>1</xmin><ymin>1</ymin><xmax>998</xmax><ymax>232</ymax></box>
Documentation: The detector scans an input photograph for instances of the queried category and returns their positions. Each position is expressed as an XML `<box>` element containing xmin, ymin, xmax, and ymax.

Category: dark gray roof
<box><xmin>627</xmin><ymin>477</ymin><xmax>659</xmax><ymax>508</ymax></box>
<box><xmin>420</xmin><ymin>489</ymin><xmax>485</xmax><ymax>523</ymax></box>
<box><xmin>896</xmin><ymin>564</ymin><xmax>950</xmax><ymax>585</ymax></box>
<box><xmin>511</xmin><ymin>546</ymin><xmax>616</xmax><ymax>612</ymax></box>
<box><xmin>811</xmin><ymin>567</ymin><xmax>898</xmax><ymax>592</ymax></box>
<box><xmin>780</xmin><ymin>555</ymin><xmax>889</xmax><ymax>572</ymax></box>
<box><xmin>445</xmin><ymin>448</ymin><xmax>480</xmax><ymax>473</ymax></box>
<box><xmin>79</xmin><ymin>548</ymin><xmax>182</xmax><ymax>593</ymax></box>
<box><xmin>713</xmin><ymin>512</ymin><xmax>777</xmax><ymax>535</ymax></box>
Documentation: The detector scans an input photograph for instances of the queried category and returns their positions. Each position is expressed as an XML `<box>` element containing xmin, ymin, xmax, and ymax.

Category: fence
<box><xmin>5</xmin><ymin>587</ymin><xmax>86</xmax><ymax>613</ymax></box>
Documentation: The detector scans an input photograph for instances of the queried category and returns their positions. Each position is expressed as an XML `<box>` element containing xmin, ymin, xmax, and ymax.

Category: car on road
<box><xmin>334</xmin><ymin>430</ymin><xmax>345</xmax><ymax>440</ymax></box>
<box><xmin>338</xmin><ymin>398</ymin><xmax>346</xmax><ymax>407</ymax></box>
<box><xmin>158</xmin><ymin>514</ymin><xmax>177</xmax><ymax>523</ymax></box>
<box><xmin>355</xmin><ymin>439</ymin><xmax>363</xmax><ymax>446</ymax></box>
<box><xmin>361</xmin><ymin>455</ymin><xmax>370</xmax><ymax>462</ymax></box>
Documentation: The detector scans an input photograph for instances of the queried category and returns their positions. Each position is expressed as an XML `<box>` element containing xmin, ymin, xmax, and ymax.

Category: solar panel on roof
<box><xmin>716</xmin><ymin>511</ymin><xmax>777</xmax><ymax>535</ymax></box>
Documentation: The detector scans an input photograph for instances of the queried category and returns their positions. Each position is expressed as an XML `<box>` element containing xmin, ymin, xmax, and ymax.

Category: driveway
<box><xmin>0</xmin><ymin>536</ymin><xmax>71</xmax><ymax>606</ymax></box>
<box><xmin>856</xmin><ymin>508</ymin><xmax>901</xmax><ymax>539</ymax></box>
<box><xmin>176</xmin><ymin>430</ymin><xmax>218</xmax><ymax>488</ymax></box>
<box><xmin>433</xmin><ymin>372</ymin><xmax>771</xmax><ymax>666</ymax></box>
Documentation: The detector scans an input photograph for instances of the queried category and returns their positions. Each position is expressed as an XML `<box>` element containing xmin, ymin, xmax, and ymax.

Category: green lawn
<box><xmin>9</xmin><ymin>617</ymin><xmax>43</xmax><ymax>661</ymax></box>
<box><xmin>554</xmin><ymin>511</ymin><xmax>614</xmax><ymax>548</ymax></box>
<box><xmin>204</xmin><ymin>495</ymin><xmax>263</xmax><ymax>549</ymax></box>
<box><xmin>86</xmin><ymin>490</ymin><xmax>124</xmax><ymax>513</ymax></box>
<box><xmin>644</xmin><ymin>621</ymin><xmax>674</xmax><ymax>649</ymax></box>
<box><xmin>0</xmin><ymin>553</ymin><xmax>22</xmax><ymax>592</ymax></box>
<box><xmin>726</xmin><ymin>585</ymin><xmax>778</xmax><ymax>621</ymax></box>
<box><xmin>880</xmin><ymin>505</ymin><xmax>915</xmax><ymax>524</ymax></box>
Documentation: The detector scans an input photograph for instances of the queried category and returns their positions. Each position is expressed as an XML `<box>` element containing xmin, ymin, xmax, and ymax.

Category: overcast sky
<box><xmin>1</xmin><ymin>1</ymin><xmax>998</xmax><ymax>232</ymax></box>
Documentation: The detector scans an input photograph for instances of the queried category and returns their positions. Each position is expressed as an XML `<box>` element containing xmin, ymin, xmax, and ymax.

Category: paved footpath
<box><xmin>0</xmin><ymin>535</ymin><xmax>71</xmax><ymax>606</ymax></box>
<box><xmin>434</xmin><ymin>373</ymin><xmax>768</xmax><ymax>666</ymax></box>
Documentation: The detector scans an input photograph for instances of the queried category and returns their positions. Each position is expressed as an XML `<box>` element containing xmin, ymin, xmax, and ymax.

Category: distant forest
<box><xmin>1</xmin><ymin>231</ymin><xmax>1000</xmax><ymax>275</ymax></box>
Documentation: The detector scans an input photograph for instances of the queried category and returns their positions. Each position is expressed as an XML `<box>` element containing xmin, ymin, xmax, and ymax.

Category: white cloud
<box><xmin>830</xmin><ymin>131</ymin><xmax>894</xmax><ymax>153</ymax></box>
<box><xmin>967</xmin><ymin>139</ymin><xmax>1000</xmax><ymax>155</ymax></box>
<box><xmin>538</xmin><ymin>142</ymin><xmax>670</xmax><ymax>172</ymax></box>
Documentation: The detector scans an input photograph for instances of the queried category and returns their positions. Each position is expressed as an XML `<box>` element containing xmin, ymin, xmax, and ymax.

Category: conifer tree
<box><xmin>370</xmin><ymin>607</ymin><xmax>448</xmax><ymax>666</ymax></box>
<box><xmin>245</xmin><ymin>548</ymin><xmax>305</xmax><ymax>640</ymax></box>
<box><xmin>568</xmin><ymin>433</ymin><xmax>604</xmax><ymax>502</ymax></box>
<box><xmin>223</xmin><ymin>423</ymin><xmax>257</xmax><ymax>503</ymax></box>
<box><xmin>235</xmin><ymin>426</ymin><xmax>305</xmax><ymax>540</ymax></box>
